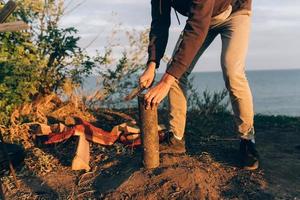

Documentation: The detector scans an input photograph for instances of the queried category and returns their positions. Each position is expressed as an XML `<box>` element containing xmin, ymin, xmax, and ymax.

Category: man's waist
<box><xmin>171</xmin><ymin>0</ymin><xmax>251</xmax><ymax>18</ymax></box>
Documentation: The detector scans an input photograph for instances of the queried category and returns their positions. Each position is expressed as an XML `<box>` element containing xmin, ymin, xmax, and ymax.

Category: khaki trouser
<box><xmin>167</xmin><ymin>9</ymin><xmax>255</xmax><ymax>140</ymax></box>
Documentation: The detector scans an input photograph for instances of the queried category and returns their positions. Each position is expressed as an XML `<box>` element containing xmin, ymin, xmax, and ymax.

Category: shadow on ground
<box><xmin>92</xmin><ymin>150</ymin><xmax>143</xmax><ymax>196</ymax></box>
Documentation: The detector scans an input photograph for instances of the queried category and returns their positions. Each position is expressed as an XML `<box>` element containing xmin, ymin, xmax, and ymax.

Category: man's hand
<box><xmin>144</xmin><ymin>73</ymin><xmax>176</xmax><ymax>110</ymax></box>
<box><xmin>139</xmin><ymin>62</ymin><xmax>156</xmax><ymax>89</ymax></box>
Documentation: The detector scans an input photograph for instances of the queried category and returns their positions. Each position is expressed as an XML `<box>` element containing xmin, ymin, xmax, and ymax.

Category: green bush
<box><xmin>187</xmin><ymin>76</ymin><xmax>229</xmax><ymax>114</ymax></box>
<box><xmin>0</xmin><ymin>1</ymin><xmax>95</xmax><ymax>124</ymax></box>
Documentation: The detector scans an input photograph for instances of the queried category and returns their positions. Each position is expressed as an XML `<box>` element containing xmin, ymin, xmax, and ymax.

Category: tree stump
<box><xmin>138</xmin><ymin>95</ymin><xmax>159</xmax><ymax>169</ymax></box>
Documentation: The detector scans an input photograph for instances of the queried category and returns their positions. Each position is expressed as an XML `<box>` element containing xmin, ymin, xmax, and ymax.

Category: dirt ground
<box><xmin>1</xmin><ymin>114</ymin><xmax>300</xmax><ymax>200</ymax></box>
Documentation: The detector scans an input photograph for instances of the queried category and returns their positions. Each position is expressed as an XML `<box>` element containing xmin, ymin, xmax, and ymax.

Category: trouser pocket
<box><xmin>210</xmin><ymin>5</ymin><xmax>232</xmax><ymax>27</ymax></box>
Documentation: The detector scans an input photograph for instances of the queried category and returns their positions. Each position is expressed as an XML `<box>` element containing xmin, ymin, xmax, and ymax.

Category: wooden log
<box><xmin>0</xmin><ymin>0</ymin><xmax>17</xmax><ymax>23</ymax></box>
<box><xmin>34</xmin><ymin>124</ymin><xmax>52</xmax><ymax>136</ymax></box>
<box><xmin>0</xmin><ymin>21</ymin><xmax>29</xmax><ymax>32</ymax></box>
<box><xmin>138</xmin><ymin>95</ymin><xmax>159</xmax><ymax>169</ymax></box>
<box><xmin>50</xmin><ymin>123</ymin><xmax>66</xmax><ymax>133</ymax></box>
<box><xmin>71</xmin><ymin>132</ymin><xmax>90</xmax><ymax>171</ymax></box>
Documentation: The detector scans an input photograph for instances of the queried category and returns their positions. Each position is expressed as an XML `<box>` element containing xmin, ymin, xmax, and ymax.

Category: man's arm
<box><xmin>166</xmin><ymin>0</ymin><xmax>215</xmax><ymax>79</ymax></box>
<box><xmin>147</xmin><ymin>0</ymin><xmax>171</xmax><ymax>69</ymax></box>
<box><xmin>139</xmin><ymin>0</ymin><xmax>171</xmax><ymax>89</ymax></box>
<box><xmin>144</xmin><ymin>0</ymin><xmax>215</xmax><ymax>108</ymax></box>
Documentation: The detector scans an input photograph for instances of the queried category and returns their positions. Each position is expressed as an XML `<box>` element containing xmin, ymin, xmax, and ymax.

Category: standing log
<box><xmin>138</xmin><ymin>95</ymin><xmax>159</xmax><ymax>169</ymax></box>
<box><xmin>0</xmin><ymin>0</ymin><xmax>17</xmax><ymax>23</ymax></box>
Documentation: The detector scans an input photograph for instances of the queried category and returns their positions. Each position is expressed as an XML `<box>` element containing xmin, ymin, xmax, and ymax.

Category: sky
<box><xmin>60</xmin><ymin>0</ymin><xmax>300</xmax><ymax>72</ymax></box>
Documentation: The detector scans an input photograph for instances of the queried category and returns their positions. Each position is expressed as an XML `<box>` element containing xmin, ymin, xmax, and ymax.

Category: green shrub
<box><xmin>0</xmin><ymin>1</ymin><xmax>95</xmax><ymax>124</ymax></box>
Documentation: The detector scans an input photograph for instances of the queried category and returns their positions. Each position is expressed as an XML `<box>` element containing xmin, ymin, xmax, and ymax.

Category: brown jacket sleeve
<box><xmin>166</xmin><ymin>0</ymin><xmax>215</xmax><ymax>79</ymax></box>
<box><xmin>147</xmin><ymin>0</ymin><xmax>171</xmax><ymax>68</ymax></box>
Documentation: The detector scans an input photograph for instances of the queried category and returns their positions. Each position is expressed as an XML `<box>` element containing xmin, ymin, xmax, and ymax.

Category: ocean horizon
<box><xmin>83</xmin><ymin>68</ymin><xmax>300</xmax><ymax>117</ymax></box>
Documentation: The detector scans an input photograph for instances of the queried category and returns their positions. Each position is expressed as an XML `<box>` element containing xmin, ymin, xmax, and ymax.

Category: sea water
<box><xmin>83</xmin><ymin>69</ymin><xmax>300</xmax><ymax>116</ymax></box>
<box><xmin>191</xmin><ymin>69</ymin><xmax>300</xmax><ymax>116</ymax></box>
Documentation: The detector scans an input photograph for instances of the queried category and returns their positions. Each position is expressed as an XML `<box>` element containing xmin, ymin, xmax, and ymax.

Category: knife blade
<box><xmin>124</xmin><ymin>86</ymin><xmax>145</xmax><ymax>101</ymax></box>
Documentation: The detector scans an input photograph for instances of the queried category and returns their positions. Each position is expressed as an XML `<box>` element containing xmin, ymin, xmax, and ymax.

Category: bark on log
<box><xmin>0</xmin><ymin>0</ymin><xmax>17</xmax><ymax>23</ymax></box>
<box><xmin>138</xmin><ymin>95</ymin><xmax>159</xmax><ymax>169</ymax></box>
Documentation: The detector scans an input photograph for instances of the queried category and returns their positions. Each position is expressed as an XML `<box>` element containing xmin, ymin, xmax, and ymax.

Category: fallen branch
<box><xmin>0</xmin><ymin>0</ymin><xmax>17</xmax><ymax>23</ymax></box>
<box><xmin>0</xmin><ymin>21</ymin><xmax>29</xmax><ymax>32</ymax></box>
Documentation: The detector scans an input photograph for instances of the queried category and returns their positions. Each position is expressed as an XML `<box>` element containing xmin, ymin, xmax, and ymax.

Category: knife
<box><xmin>125</xmin><ymin>74</ymin><xmax>156</xmax><ymax>101</ymax></box>
<box><xmin>124</xmin><ymin>86</ymin><xmax>145</xmax><ymax>101</ymax></box>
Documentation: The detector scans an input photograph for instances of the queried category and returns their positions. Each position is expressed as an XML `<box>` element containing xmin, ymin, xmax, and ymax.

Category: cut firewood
<box><xmin>50</xmin><ymin>123</ymin><xmax>66</xmax><ymax>133</ymax></box>
<box><xmin>125</xmin><ymin>133</ymin><xmax>140</xmax><ymax>141</ymax></box>
<box><xmin>34</xmin><ymin>123</ymin><xmax>66</xmax><ymax>136</ymax></box>
<box><xmin>35</xmin><ymin>124</ymin><xmax>52</xmax><ymax>136</ymax></box>
<box><xmin>71</xmin><ymin>132</ymin><xmax>90</xmax><ymax>171</ymax></box>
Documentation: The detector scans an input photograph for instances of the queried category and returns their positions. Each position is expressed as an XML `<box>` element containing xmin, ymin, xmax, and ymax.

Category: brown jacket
<box><xmin>148</xmin><ymin>0</ymin><xmax>252</xmax><ymax>79</ymax></box>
